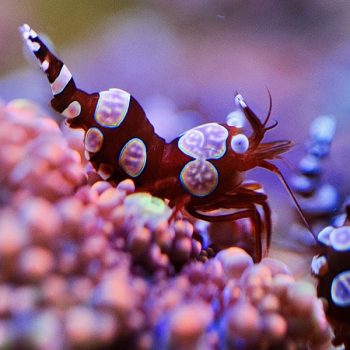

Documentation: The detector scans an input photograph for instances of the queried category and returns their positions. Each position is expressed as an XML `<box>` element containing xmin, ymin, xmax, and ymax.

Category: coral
<box><xmin>312</xmin><ymin>222</ymin><xmax>350</xmax><ymax>348</ymax></box>
<box><xmin>290</xmin><ymin>115</ymin><xmax>340</xmax><ymax>246</ymax></box>
<box><xmin>0</xmin><ymin>100</ymin><xmax>332</xmax><ymax>349</ymax></box>
<box><xmin>0</xmin><ymin>99</ymin><xmax>85</xmax><ymax>202</ymax></box>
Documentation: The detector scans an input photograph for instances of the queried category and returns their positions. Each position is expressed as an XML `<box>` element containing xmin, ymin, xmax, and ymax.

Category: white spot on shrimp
<box><xmin>178</xmin><ymin>123</ymin><xmax>228</xmax><ymax>160</ymax></box>
<box><xmin>119</xmin><ymin>138</ymin><xmax>147</xmax><ymax>178</ymax></box>
<box><xmin>26</xmin><ymin>39</ymin><xmax>40</xmax><ymax>52</ymax></box>
<box><xmin>50</xmin><ymin>65</ymin><xmax>72</xmax><ymax>95</ymax></box>
<box><xmin>40</xmin><ymin>60</ymin><xmax>49</xmax><ymax>72</ymax></box>
<box><xmin>331</xmin><ymin>270</ymin><xmax>350</xmax><ymax>307</ymax></box>
<box><xmin>20</xmin><ymin>24</ymin><xmax>31</xmax><ymax>39</ymax></box>
<box><xmin>20</xmin><ymin>24</ymin><xmax>38</xmax><ymax>40</ymax></box>
<box><xmin>226</xmin><ymin>110</ymin><xmax>245</xmax><ymax>127</ymax></box>
<box><xmin>235</xmin><ymin>94</ymin><xmax>247</xmax><ymax>108</ymax></box>
<box><xmin>330</xmin><ymin>226</ymin><xmax>350</xmax><ymax>251</ymax></box>
<box><xmin>311</xmin><ymin>255</ymin><xmax>328</xmax><ymax>277</ymax></box>
<box><xmin>180</xmin><ymin>159</ymin><xmax>218</xmax><ymax>197</ymax></box>
<box><xmin>94</xmin><ymin>89</ymin><xmax>130</xmax><ymax>128</ymax></box>
<box><xmin>317</xmin><ymin>226</ymin><xmax>333</xmax><ymax>246</ymax></box>
<box><xmin>61</xmin><ymin>101</ymin><xmax>81</xmax><ymax>119</ymax></box>
<box><xmin>29</xmin><ymin>29</ymin><xmax>38</xmax><ymax>39</ymax></box>
<box><xmin>22</xmin><ymin>24</ymin><xmax>31</xmax><ymax>32</ymax></box>
<box><xmin>84</xmin><ymin>128</ymin><xmax>104</xmax><ymax>153</ymax></box>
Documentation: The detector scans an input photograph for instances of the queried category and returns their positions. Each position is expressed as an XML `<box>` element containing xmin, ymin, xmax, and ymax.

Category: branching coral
<box><xmin>0</xmin><ymin>100</ymin><xmax>332</xmax><ymax>349</ymax></box>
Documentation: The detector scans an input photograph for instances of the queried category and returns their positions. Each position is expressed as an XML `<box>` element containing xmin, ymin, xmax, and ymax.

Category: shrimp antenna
<box><xmin>259</xmin><ymin>160</ymin><xmax>318</xmax><ymax>242</ymax></box>
<box><xmin>263</xmin><ymin>88</ymin><xmax>273</xmax><ymax>128</ymax></box>
<box><xmin>265</xmin><ymin>120</ymin><xmax>278</xmax><ymax>131</ymax></box>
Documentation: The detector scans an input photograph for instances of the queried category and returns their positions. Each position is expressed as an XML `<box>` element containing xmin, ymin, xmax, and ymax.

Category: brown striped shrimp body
<box><xmin>20</xmin><ymin>24</ymin><xmax>306</xmax><ymax>261</ymax></box>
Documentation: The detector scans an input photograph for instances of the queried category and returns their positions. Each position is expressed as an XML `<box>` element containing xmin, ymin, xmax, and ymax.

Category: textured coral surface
<box><xmin>0</xmin><ymin>100</ymin><xmax>333</xmax><ymax>349</ymax></box>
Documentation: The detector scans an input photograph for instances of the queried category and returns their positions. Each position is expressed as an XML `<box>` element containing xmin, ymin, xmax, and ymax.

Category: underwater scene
<box><xmin>1</xmin><ymin>1</ymin><xmax>350</xmax><ymax>349</ymax></box>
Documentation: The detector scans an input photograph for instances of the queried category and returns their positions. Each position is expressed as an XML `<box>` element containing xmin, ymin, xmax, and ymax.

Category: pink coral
<box><xmin>0</xmin><ymin>100</ymin><xmax>332</xmax><ymax>349</ymax></box>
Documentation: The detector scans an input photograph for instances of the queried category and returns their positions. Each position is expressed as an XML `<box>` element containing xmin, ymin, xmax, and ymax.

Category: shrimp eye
<box><xmin>231</xmin><ymin>134</ymin><xmax>249</xmax><ymax>154</ymax></box>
